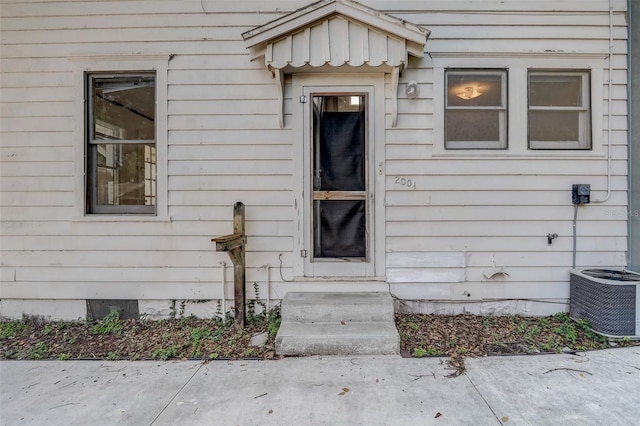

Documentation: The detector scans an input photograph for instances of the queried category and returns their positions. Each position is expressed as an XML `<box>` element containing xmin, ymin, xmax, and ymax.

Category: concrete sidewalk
<box><xmin>1</xmin><ymin>348</ymin><xmax>638</xmax><ymax>426</ymax></box>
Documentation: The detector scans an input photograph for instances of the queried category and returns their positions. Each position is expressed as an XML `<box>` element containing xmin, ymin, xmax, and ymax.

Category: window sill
<box><xmin>71</xmin><ymin>215</ymin><xmax>172</xmax><ymax>223</ymax></box>
<box><xmin>432</xmin><ymin>150</ymin><xmax>605</xmax><ymax>159</ymax></box>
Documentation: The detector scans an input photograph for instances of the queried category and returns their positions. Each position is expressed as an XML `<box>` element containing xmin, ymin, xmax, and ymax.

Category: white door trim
<box><xmin>292</xmin><ymin>73</ymin><xmax>386</xmax><ymax>279</ymax></box>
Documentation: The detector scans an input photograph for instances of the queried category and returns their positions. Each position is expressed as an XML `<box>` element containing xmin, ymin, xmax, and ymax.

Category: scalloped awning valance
<box><xmin>242</xmin><ymin>0</ymin><xmax>430</xmax><ymax>127</ymax></box>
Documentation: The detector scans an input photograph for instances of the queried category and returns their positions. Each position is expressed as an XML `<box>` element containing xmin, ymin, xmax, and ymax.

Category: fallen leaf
<box><xmin>268</xmin><ymin>410</ymin><xmax>273</xmax><ymax>414</ymax></box>
<box><xmin>435</xmin><ymin>412</ymin><xmax>442</xmax><ymax>418</ymax></box>
<box><xmin>342</xmin><ymin>387</ymin><xmax>350</xmax><ymax>393</ymax></box>
<box><xmin>501</xmin><ymin>416</ymin><xmax>509</xmax><ymax>422</ymax></box>
<box><xmin>340</xmin><ymin>321</ymin><xmax>346</xmax><ymax>325</ymax></box>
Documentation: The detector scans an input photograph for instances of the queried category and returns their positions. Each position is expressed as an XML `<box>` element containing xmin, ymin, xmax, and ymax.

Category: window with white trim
<box><xmin>86</xmin><ymin>72</ymin><xmax>156</xmax><ymax>214</ymax></box>
<box><xmin>445</xmin><ymin>69</ymin><xmax>507</xmax><ymax>149</ymax></box>
<box><xmin>528</xmin><ymin>70</ymin><xmax>591</xmax><ymax>150</ymax></box>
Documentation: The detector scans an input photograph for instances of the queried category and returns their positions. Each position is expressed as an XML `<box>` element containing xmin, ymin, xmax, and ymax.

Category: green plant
<box><xmin>553</xmin><ymin>312</ymin><xmax>571</xmax><ymax>321</ymax></box>
<box><xmin>267</xmin><ymin>309</ymin><xmax>282</xmax><ymax>339</ymax></box>
<box><xmin>413</xmin><ymin>347</ymin><xmax>427</xmax><ymax>357</ymax></box>
<box><xmin>408</xmin><ymin>322</ymin><xmax>419</xmax><ymax>331</ymax></box>
<box><xmin>210</xmin><ymin>326</ymin><xmax>228</xmax><ymax>343</ymax></box>
<box><xmin>525</xmin><ymin>325</ymin><xmax>542</xmax><ymax>343</ymax></box>
<box><xmin>30</xmin><ymin>342</ymin><xmax>48</xmax><ymax>359</ymax></box>
<box><xmin>246</xmin><ymin>282</ymin><xmax>268</xmax><ymax>324</ymax></box>
<box><xmin>554</xmin><ymin>322</ymin><xmax>578</xmax><ymax>344</ymax></box>
<box><xmin>190</xmin><ymin>327</ymin><xmax>212</xmax><ymax>345</ymax></box>
<box><xmin>575</xmin><ymin>319</ymin><xmax>607</xmax><ymax>346</ymax></box>
<box><xmin>57</xmin><ymin>353</ymin><xmax>71</xmax><ymax>360</ymax></box>
<box><xmin>242</xmin><ymin>347</ymin><xmax>260</xmax><ymax>357</ymax></box>
<box><xmin>413</xmin><ymin>346</ymin><xmax>441</xmax><ymax>358</ymax></box>
<box><xmin>517</xmin><ymin>318</ymin><xmax>530</xmax><ymax>334</ymax></box>
<box><xmin>106</xmin><ymin>352</ymin><xmax>119</xmax><ymax>361</ymax></box>
<box><xmin>152</xmin><ymin>345</ymin><xmax>178</xmax><ymax>360</ymax></box>
<box><xmin>92</xmin><ymin>310</ymin><xmax>124</xmax><ymax>335</ymax></box>
<box><xmin>169</xmin><ymin>300</ymin><xmax>177</xmax><ymax>319</ymax></box>
<box><xmin>189</xmin><ymin>327</ymin><xmax>214</xmax><ymax>357</ymax></box>
<box><xmin>482</xmin><ymin>317</ymin><xmax>496</xmax><ymax>328</ymax></box>
<box><xmin>0</xmin><ymin>321</ymin><xmax>28</xmax><ymax>339</ymax></box>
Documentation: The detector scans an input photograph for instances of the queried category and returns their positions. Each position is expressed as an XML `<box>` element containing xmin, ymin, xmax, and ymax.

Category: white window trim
<box><xmin>431</xmin><ymin>53</ymin><xmax>605</xmax><ymax>158</ymax></box>
<box><xmin>528</xmin><ymin>70</ymin><xmax>591</xmax><ymax>150</ymax></box>
<box><xmin>70</xmin><ymin>55</ymin><xmax>170</xmax><ymax>221</ymax></box>
<box><xmin>444</xmin><ymin>69</ymin><xmax>508</xmax><ymax>150</ymax></box>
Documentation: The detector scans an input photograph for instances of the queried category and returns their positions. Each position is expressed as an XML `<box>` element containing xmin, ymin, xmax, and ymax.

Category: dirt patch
<box><xmin>1</xmin><ymin>311</ymin><xmax>636</xmax><ymax>374</ymax></box>
<box><xmin>0</xmin><ymin>311</ymin><xmax>281</xmax><ymax>361</ymax></box>
<box><xmin>394</xmin><ymin>312</ymin><xmax>634</xmax><ymax>376</ymax></box>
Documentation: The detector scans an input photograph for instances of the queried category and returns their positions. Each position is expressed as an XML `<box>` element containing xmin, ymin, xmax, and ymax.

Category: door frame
<box><xmin>292</xmin><ymin>73</ymin><xmax>386</xmax><ymax>279</ymax></box>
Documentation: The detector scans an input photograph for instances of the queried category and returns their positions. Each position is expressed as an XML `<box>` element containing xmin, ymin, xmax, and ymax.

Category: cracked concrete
<box><xmin>1</xmin><ymin>347</ymin><xmax>638</xmax><ymax>426</ymax></box>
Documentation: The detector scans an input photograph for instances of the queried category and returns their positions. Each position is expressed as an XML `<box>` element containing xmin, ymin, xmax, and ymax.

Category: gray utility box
<box><xmin>570</xmin><ymin>268</ymin><xmax>640</xmax><ymax>338</ymax></box>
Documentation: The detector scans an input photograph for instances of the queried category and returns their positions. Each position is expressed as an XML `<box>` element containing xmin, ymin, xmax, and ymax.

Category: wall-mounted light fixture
<box><xmin>457</xmin><ymin>86</ymin><xmax>482</xmax><ymax>100</ymax></box>
<box><xmin>406</xmin><ymin>81</ymin><xmax>419</xmax><ymax>99</ymax></box>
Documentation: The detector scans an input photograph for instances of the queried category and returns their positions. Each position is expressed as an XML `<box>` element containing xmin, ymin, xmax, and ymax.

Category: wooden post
<box><xmin>231</xmin><ymin>202</ymin><xmax>246</xmax><ymax>328</ymax></box>
<box><xmin>212</xmin><ymin>202</ymin><xmax>246</xmax><ymax>329</ymax></box>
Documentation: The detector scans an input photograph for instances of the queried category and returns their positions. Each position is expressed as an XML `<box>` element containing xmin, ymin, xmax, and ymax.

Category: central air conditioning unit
<box><xmin>570</xmin><ymin>269</ymin><xmax>640</xmax><ymax>338</ymax></box>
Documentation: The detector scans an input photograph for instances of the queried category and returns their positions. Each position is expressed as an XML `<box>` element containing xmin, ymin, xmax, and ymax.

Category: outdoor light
<box><xmin>457</xmin><ymin>86</ymin><xmax>482</xmax><ymax>100</ymax></box>
<box><xmin>406</xmin><ymin>81</ymin><xmax>419</xmax><ymax>99</ymax></box>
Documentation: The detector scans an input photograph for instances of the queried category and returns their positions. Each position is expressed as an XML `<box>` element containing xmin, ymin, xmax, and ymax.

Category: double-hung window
<box><xmin>86</xmin><ymin>73</ymin><xmax>157</xmax><ymax>214</ymax></box>
<box><xmin>445</xmin><ymin>69</ymin><xmax>507</xmax><ymax>149</ymax></box>
<box><xmin>528</xmin><ymin>70</ymin><xmax>591</xmax><ymax>150</ymax></box>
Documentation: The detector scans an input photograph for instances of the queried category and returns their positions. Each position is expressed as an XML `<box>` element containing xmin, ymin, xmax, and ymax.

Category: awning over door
<box><xmin>242</xmin><ymin>0</ymin><xmax>430</xmax><ymax>127</ymax></box>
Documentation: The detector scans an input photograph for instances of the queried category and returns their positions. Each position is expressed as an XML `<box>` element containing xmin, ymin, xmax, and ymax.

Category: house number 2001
<box><xmin>394</xmin><ymin>176</ymin><xmax>417</xmax><ymax>189</ymax></box>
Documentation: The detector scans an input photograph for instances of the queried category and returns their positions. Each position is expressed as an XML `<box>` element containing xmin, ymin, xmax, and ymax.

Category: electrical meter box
<box><xmin>572</xmin><ymin>184</ymin><xmax>591</xmax><ymax>204</ymax></box>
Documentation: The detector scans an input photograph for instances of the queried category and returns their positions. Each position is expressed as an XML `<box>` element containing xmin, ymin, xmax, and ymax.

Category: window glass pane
<box><xmin>95</xmin><ymin>143</ymin><xmax>156</xmax><ymax>206</ymax></box>
<box><xmin>447</xmin><ymin>73</ymin><xmax>503</xmax><ymax>107</ymax></box>
<box><xmin>529</xmin><ymin>75</ymin><xmax>582</xmax><ymax>107</ymax></box>
<box><xmin>529</xmin><ymin>111</ymin><xmax>579</xmax><ymax>141</ymax></box>
<box><xmin>446</xmin><ymin>110</ymin><xmax>500</xmax><ymax>142</ymax></box>
<box><xmin>93</xmin><ymin>76</ymin><xmax>155</xmax><ymax>140</ymax></box>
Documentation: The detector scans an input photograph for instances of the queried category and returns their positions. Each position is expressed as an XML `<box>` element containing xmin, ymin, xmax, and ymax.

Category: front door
<box><xmin>302</xmin><ymin>86</ymin><xmax>376</xmax><ymax>277</ymax></box>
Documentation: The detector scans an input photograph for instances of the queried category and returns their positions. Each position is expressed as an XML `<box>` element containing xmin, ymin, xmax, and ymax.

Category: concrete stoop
<box><xmin>275</xmin><ymin>292</ymin><xmax>400</xmax><ymax>356</ymax></box>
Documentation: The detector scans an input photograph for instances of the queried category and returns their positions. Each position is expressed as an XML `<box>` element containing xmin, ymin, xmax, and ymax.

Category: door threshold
<box><xmin>293</xmin><ymin>276</ymin><xmax>386</xmax><ymax>282</ymax></box>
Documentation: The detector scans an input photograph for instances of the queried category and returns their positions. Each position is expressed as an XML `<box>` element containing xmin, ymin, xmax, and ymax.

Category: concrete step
<box><xmin>280</xmin><ymin>291</ymin><xmax>395</xmax><ymax>323</ymax></box>
<box><xmin>275</xmin><ymin>292</ymin><xmax>400</xmax><ymax>356</ymax></box>
<box><xmin>275</xmin><ymin>321</ymin><xmax>400</xmax><ymax>356</ymax></box>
